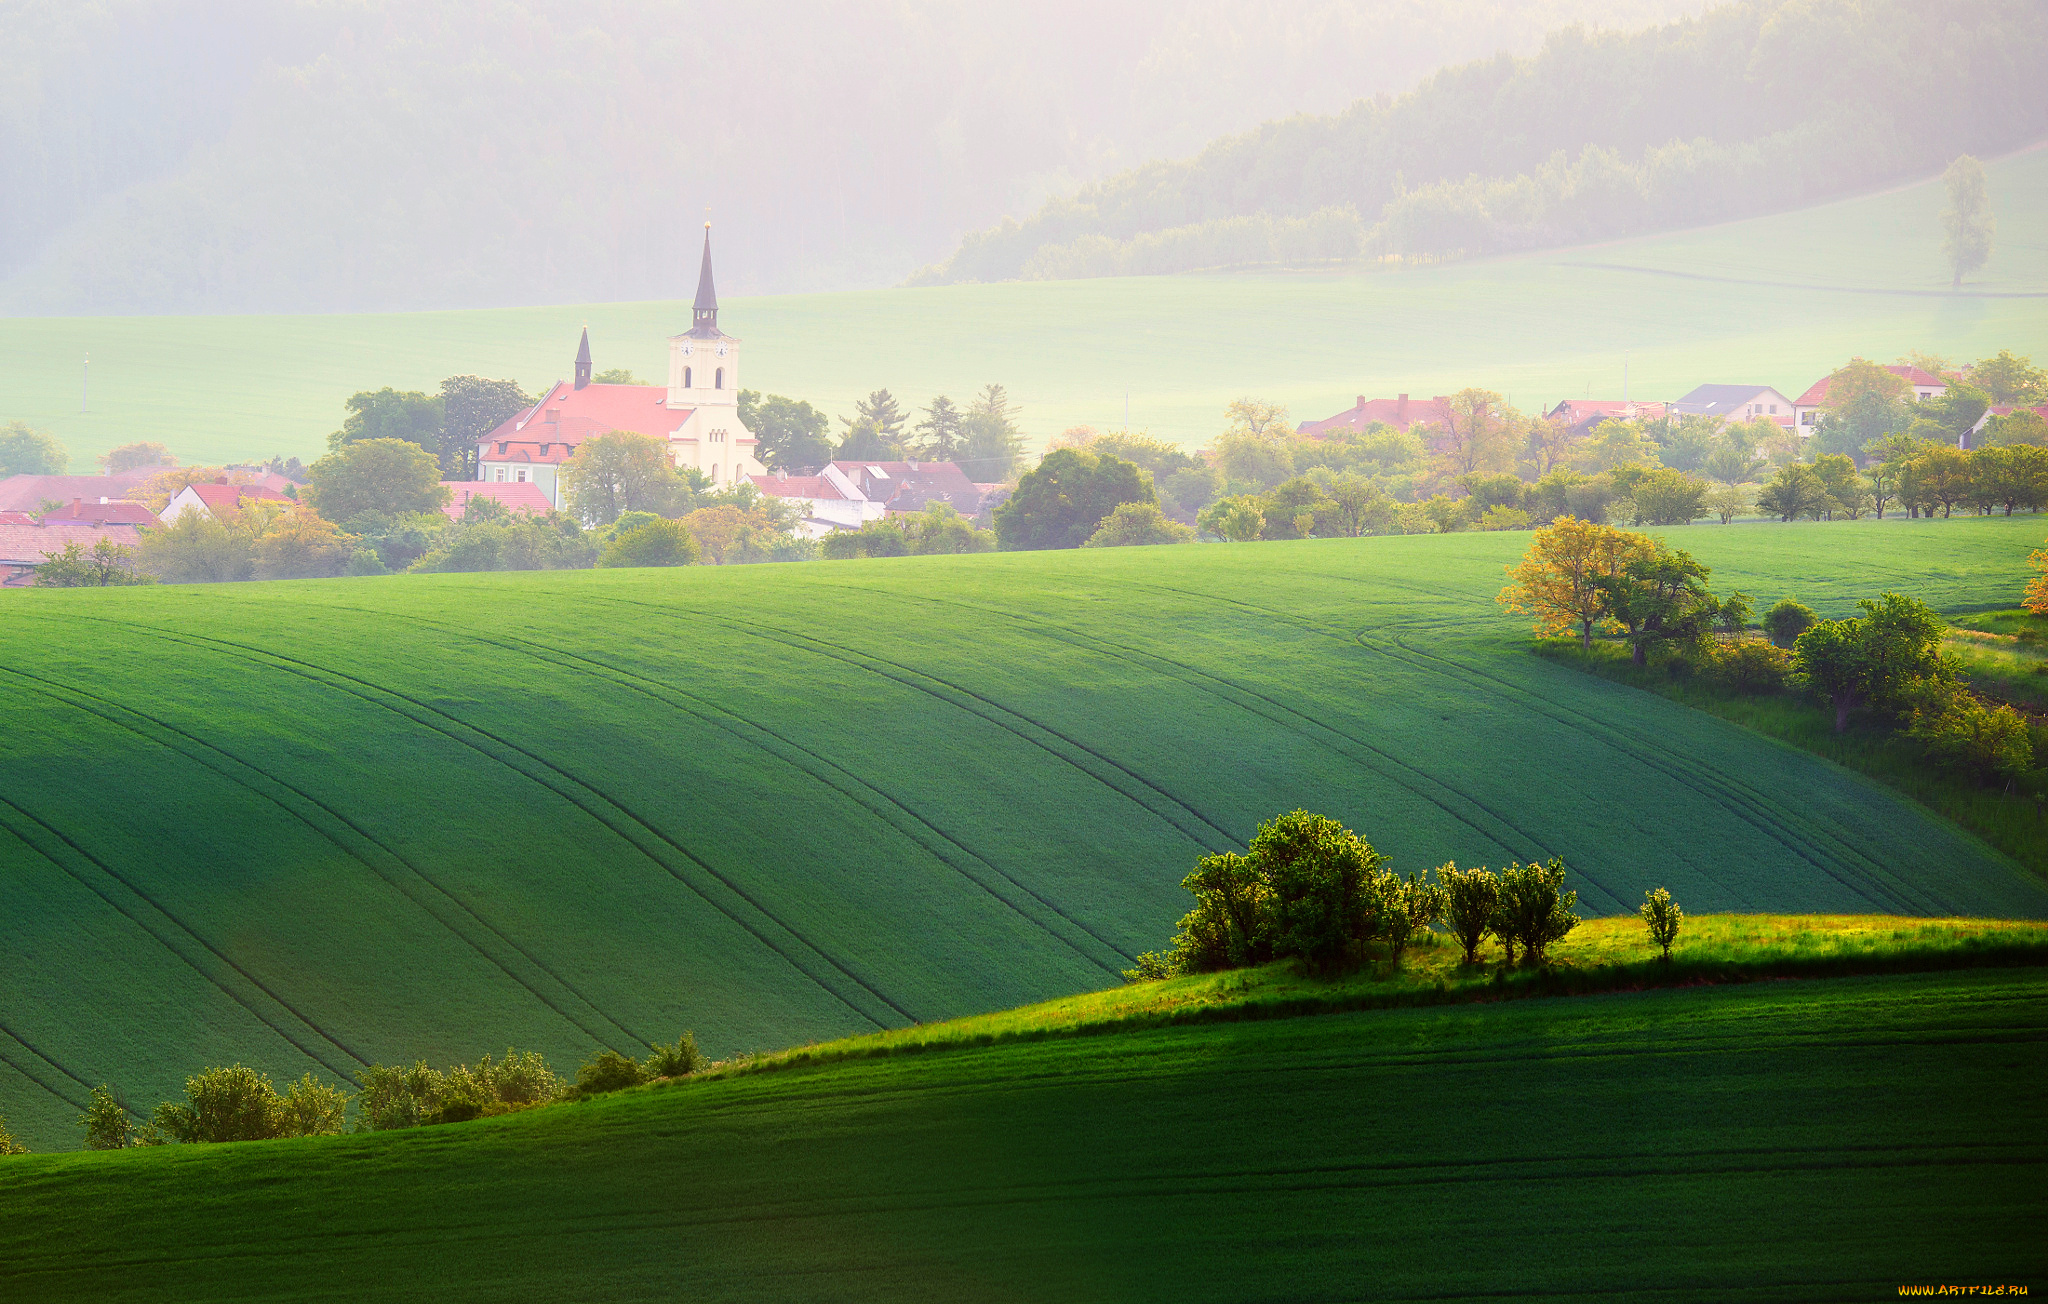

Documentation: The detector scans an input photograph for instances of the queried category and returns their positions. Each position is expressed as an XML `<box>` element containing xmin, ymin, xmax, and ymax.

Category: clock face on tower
<box><xmin>679</xmin><ymin>342</ymin><xmax>693</xmax><ymax>356</ymax></box>
<box><xmin>717</xmin><ymin>343</ymin><xmax>728</xmax><ymax>357</ymax></box>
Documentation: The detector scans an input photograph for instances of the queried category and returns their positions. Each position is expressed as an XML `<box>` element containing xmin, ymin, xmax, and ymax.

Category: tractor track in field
<box><xmin>0</xmin><ymin>792</ymin><xmax>369</xmax><ymax>1084</ymax></box>
<box><xmin>1282</xmin><ymin>563</ymin><xmax>1952</xmax><ymax>910</ymax></box>
<box><xmin>0</xmin><ymin>1020</ymin><xmax>96</xmax><ymax>1111</ymax></box>
<box><xmin>1120</xmin><ymin>574</ymin><xmax>1943</xmax><ymax>914</ymax></box>
<box><xmin>21</xmin><ymin>613</ymin><xmax>910</xmax><ymax>1032</ymax></box>
<box><xmin>0</xmin><ymin>661</ymin><xmax>652</xmax><ymax>1056</ymax></box>
<box><xmin>794</xmin><ymin>581</ymin><xmax>1547</xmax><ymax>878</ymax></box>
<box><xmin>300</xmin><ymin>597</ymin><xmax>1137</xmax><ymax>976</ymax></box>
<box><xmin>599</xmin><ymin>594</ymin><xmax>1241</xmax><ymax>851</ymax></box>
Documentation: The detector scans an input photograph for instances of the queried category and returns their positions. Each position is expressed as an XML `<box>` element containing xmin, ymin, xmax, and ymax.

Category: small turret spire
<box><xmin>573</xmin><ymin>325</ymin><xmax>592</xmax><ymax>389</ymax></box>
<box><xmin>689</xmin><ymin>222</ymin><xmax>721</xmax><ymax>338</ymax></box>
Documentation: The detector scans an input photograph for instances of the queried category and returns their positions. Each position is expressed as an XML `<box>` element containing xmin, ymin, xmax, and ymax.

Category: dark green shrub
<box><xmin>1384</xmin><ymin>872</ymin><xmax>1444</xmax><ymax>963</ymax></box>
<box><xmin>1703</xmin><ymin>638</ymin><xmax>1791</xmax><ymax>692</ymax></box>
<box><xmin>1762</xmin><ymin>599</ymin><xmax>1817</xmax><ymax>648</ymax></box>
<box><xmin>644</xmin><ymin>1033</ymin><xmax>705</xmax><ymax>1079</ymax></box>
<box><xmin>1907</xmin><ymin>684</ymin><xmax>2035</xmax><ymax>783</ymax></box>
<box><xmin>434</xmin><ymin>1099</ymin><xmax>483</xmax><ymax>1125</ymax></box>
<box><xmin>1163</xmin><ymin>851</ymin><xmax>1272</xmax><ymax>974</ymax></box>
<box><xmin>574</xmin><ymin>1050</ymin><xmax>650</xmax><ymax>1096</ymax></box>
<box><xmin>151</xmin><ymin>1065</ymin><xmax>284</xmax><ymax>1143</ymax></box>
<box><xmin>356</xmin><ymin>1062</ymin><xmax>443</xmax><ymax>1131</ymax></box>
<box><xmin>81</xmin><ymin>1085</ymin><xmax>132</xmax><ymax>1149</ymax></box>
<box><xmin>276</xmin><ymin>1073</ymin><xmax>349</xmax><ymax>1137</ymax></box>
<box><xmin>1493</xmin><ymin>859</ymin><xmax>1580</xmax><ymax>965</ymax></box>
<box><xmin>1436</xmin><ymin>863</ymin><xmax>1501</xmax><ymax>964</ymax></box>
<box><xmin>1255</xmin><ymin>810</ymin><xmax>1389</xmax><ymax>975</ymax></box>
<box><xmin>596</xmin><ymin>518</ymin><xmax>700</xmax><ymax>568</ymax></box>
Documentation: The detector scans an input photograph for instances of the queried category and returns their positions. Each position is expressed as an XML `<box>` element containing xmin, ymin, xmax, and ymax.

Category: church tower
<box><xmin>573</xmin><ymin>326</ymin><xmax>592</xmax><ymax>389</ymax></box>
<box><xmin>664</xmin><ymin>223</ymin><xmax>761</xmax><ymax>483</ymax></box>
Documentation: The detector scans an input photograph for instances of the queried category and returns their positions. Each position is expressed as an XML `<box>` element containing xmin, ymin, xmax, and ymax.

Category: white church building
<box><xmin>476</xmin><ymin>225</ymin><xmax>765</xmax><ymax>506</ymax></box>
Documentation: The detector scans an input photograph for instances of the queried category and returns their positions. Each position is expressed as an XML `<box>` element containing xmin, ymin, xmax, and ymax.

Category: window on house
<box><xmin>1769</xmin><ymin>404</ymin><xmax>1778</xmax><ymax>414</ymax></box>
<box><xmin>493</xmin><ymin>467</ymin><xmax>507</xmax><ymax>482</ymax></box>
<box><xmin>515</xmin><ymin>467</ymin><xmax>529</xmax><ymax>483</ymax></box>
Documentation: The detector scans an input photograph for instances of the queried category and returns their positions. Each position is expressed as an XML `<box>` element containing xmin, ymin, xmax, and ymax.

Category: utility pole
<box><xmin>81</xmin><ymin>355</ymin><xmax>89</xmax><ymax>413</ymax></box>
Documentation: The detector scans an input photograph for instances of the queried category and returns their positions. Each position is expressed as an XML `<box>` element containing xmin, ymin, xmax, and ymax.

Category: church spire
<box><xmin>689</xmin><ymin>222</ymin><xmax>721</xmax><ymax>338</ymax></box>
<box><xmin>573</xmin><ymin>325</ymin><xmax>592</xmax><ymax>389</ymax></box>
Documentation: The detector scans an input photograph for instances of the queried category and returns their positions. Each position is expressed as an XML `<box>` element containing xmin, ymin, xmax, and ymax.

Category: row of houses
<box><xmin>1298</xmin><ymin>366</ymin><xmax>2041</xmax><ymax>446</ymax></box>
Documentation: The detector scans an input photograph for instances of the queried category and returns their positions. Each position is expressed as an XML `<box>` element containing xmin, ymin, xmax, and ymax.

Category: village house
<box><xmin>1542</xmin><ymin>399</ymin><xmax>1668</xmax><ymax>438</ymax></box>
<box><xmin>0</xmin><ymin>521</ymin><xmax>142</xmax><ymax>586</ymax></box>
<box><xmin>476</xmin><ymin>226</ymin><xmax>764</xmax><ymax>506</ymax></box>
<box><xmin>1790</xmin><ymin>365</ymin><xmax>1947</xmax><ymax>434</ymax></box>
<box><xmin>159</xmin><ymin>478</ymin><xmax>292</xmax><ymax>523</ymax></box>
<box><xmin>750</xmin><ymin>461</ymin><xmax>993</xmax><ymax>539</ymax></box>
<box><xmin>1297</xmin><ymin>394</ymin><xmax>1450</xmax><ymax>438</ymax></box>
<box><xmin>40</xmin><ymin>497</ymin><xmax>158</xmax><ymax>526</ymax></box>
<box><xmin>1670</xmin><ymin>384</ymin><xmax>1797</xmax><ymax>427</ymax></box>
<box><xmin>0</xmin><ymin>469</ymin><xmax>155</xmax><ymax>514</ymax></box>
<box><xmin>439</xmin><ymin>481</ymin><xmax>554</xmax><ymax>520</ymax></box>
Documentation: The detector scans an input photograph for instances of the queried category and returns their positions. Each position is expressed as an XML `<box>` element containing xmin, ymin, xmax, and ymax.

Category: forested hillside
<box><xmin>919</xmin><ymin>0</ymin><xmax>2048</xmax><ymax>283</ymax></box>
<box><xmin>0</xmin><ymin>0</ymin><xmax>1705</xmax><ymax>314</ymax></box>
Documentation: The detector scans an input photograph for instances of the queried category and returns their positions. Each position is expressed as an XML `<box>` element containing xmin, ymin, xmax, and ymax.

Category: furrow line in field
<box><xmin>0</xmin><ymin>1022</ymin><xmax>94</xmax><ymax>1112</ymax></box>
<box><xmin>0</xmin><ymin>661</ymin><xmax>650</xmax><ymax>1055</ymax></box>
<box><xmin>0</xmin><ymin>793</ymin><xmax>369</xmax><ymax>1082</ymax></box>
<box><xmin>56</xmin><ymin>617</ymin><xmax>910</xmax><ymax>1030</ymax></box>
<box><xmin>803</xmin><ymin>581</ymin><xmax>1538</xmax><ymax>868</ymax></box>
<box><xmin>1380</xmin><ymin>632</ymin><xmax>1939</xmax><ymax>913</ymax></box>
<box><xmin>1113</xmin><ymin>575</ymin><xmax>1920</xmax><ymax>912</ymax></box>
<box><xmin>644</xmin><ymin>599</ymin><xmax>1240</xmax><ymax>850</ymax></box>
<box><xmin>306</xmin><ymin>598</ymin><xmax>1133</xmax><ymax>975</ymax></box>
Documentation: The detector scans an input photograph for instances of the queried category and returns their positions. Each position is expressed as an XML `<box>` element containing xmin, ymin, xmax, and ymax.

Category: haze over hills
<box><xmin>0</xmin><ymin>0</ymin><xmax>1711</xmax><ymax>315</ymax></box>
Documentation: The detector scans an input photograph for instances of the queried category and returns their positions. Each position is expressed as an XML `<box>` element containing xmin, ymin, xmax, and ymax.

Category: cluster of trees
<box><xmin>821</xmin><ymin>503</ymin><xmax>996</xmax><ymax>559</ymax></box>
<box><xmin>921</xmin><ymin>1</ymin><xmax>2045</xmax><ymax>284</ymax></box>
<box><xmin>61</xmin><ymin>1035</ymin><xmax>704</xmax><ymax>1153</ymax></box>
<box><xmin>1505</xmin><ymin>518</ymin><xmax>2036</xmax><ymax>785</ymax></box>
<box><xmin>1127</xmin><ymin>810</ymin><xmax>1588</xmax><ymax>980</ymax></box>
<box><xmin>759</xmin><ymin>384</ymin><xmax>1027</xmax><ymax>483</ymax></box>
<box><xmin>328</xmin><ymin>376</ymin><xmax>534</xmax><ymax>478</ymax></box>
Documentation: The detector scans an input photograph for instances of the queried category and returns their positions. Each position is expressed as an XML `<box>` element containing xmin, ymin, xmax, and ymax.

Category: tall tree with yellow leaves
<box><xmin>1497</xmin><ymin>516</ymin><xmax>1658</xmax><ymax>649</ymax></box>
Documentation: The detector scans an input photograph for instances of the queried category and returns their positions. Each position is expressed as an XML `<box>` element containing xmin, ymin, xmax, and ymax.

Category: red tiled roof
<box><xmin>41</xmin><ymin>498</ymin><xmax>157</xmax><ymax>526</ymax></box>
<box><xmin>439</xmin><ymin>481</ymin><xmax>555</xmax><ymax>520</ymax></box>
<box><xmin>0</xmin><ymin>511</ymin><xmax>37</xmax><ymax>525</ymax></box>
<box><xmin>479</xmin><ymin>381</ymin><xmax>695</xmax><ymax>460</ymax></box>
<box><xmin>1794</xmin><ymin>365</ymin><xmax>1947</xmax><ymax>407</ymax></box>
<box><xmin>1544</xmin><ymin>400</ymin><xmax>1668</xmax><ymax>430</ymax></box>
<box><xmin>182</xmin><ymin>482</ymin><xmax>291</xmax><ymax>514</ymax></box>
<box><xmin>0</xmin><ymin>471</ymin><xmax>155</xmax><ymax>513</ymax></box>
<box><xmin>1298</xmin><ymin>394</ymin><xmax>1450</xmax><ymax>438</ymax></box>
<box><xmin>0</xmin><ymin>522</ymin><xmax>144</xmax><ymax>575</ymax></box>
<box><xmin>750</xmin><ymin>473</ymin><xmax>848</xmax><ymax>501</ymax></box>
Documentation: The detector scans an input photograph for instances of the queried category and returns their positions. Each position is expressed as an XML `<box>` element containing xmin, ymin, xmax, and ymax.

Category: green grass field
<box><xmin>4</xmin><ymin>148</ymin><xmax>2044</xmax><ymax>469</ymax></box>
<box><xmin>2</xmin><ymin>965</ymin><xmax>2041</xmax><ymax>1301</ymax></box>
<box><xmin>5</xmin><ymin>518</ymin><xmax>2048</xmax><ymax>1153</ymax></box>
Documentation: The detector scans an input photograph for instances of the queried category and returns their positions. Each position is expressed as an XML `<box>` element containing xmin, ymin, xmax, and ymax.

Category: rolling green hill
<box><xmin>2</xmin><ymin>966</ymin><xmax>2041</xmax><ymax>1300</ymax></box>
<box><xmin>4</xmin><ymin>147</ymin><xmax>2044</xmax><ymax>471</ymax></box>
<box><xmin>4</xmin><ymin>520</ymin><xmax>2047</xmax><ymax>1153</ymax></box>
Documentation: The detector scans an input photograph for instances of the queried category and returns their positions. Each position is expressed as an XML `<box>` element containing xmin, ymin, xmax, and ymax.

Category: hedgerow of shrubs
<box><xmin>65</xmin><ymin>1034</ymin><xmax>708</xmax><ymax>1150</ymax></box>
<box><xmin>1127</xmin><ymin>810</ymin><xmax>1582</xmax><ymax>979</ymax></box>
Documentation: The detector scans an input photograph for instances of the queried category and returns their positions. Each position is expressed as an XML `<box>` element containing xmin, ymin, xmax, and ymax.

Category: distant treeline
<box><xmin>915</xmin><ymin>0</ymin><xmax>2048</xmax><ymax>283</ymax></box>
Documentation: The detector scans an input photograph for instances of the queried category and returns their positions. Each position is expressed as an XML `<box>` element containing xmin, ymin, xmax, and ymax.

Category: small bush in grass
<box><xmin>356</xmin><ymin>1062</ymin><xmax>444</xmax><ymax>1132</ymax></box>
<box><xmin>1437</xmin><ymin>863</ymin><xmax>1502</xmax><ymax>964</ymax></box>
<box><xmin>152</xmin><ymin>1064</ymin><xmax>283</xmax><ymax>1143</ymax></box>
<box><xmin>1702</xmin><ymin>639</ymin><xmax>1791</xmax><ymax>692</ymax></box>
<box><xmin>1639</xmin><ymin>887</ymin><xmax>1684</xmax><ymax>960</ymax></box>
<box><xmin>276</xmin><ymin>1073</ymin><xmax>349</xmax><ymax>1137</ymax></box>
<box><xmin>644</xmin><ymin>1032</ymin><xmax>705</xmax><ymax>1079</ymax></box>
<box><xmin>82</xmin><ymin>1085</ymin><xmax>132</xmax><ymax>1149</ymax></box>
<box><xmin>1494</xmin><ymin>859</ymin><xmax>1580</xmax><ymax>965</ymax></box>
<box><xmin>0</xmin><ymin>1114</ymin><xmax>27</xmax><ymax>1155</ymax></box>
<box><xmin>1906</xmin><ymin>684</ymin><xmax>2035</xmax><ymax>784</ymax></box>
<box><xmin>574</xmin><ymin>1050</ymin><xmax>650</xmax><ymax>1097</ymax></box>
<box><xmin>1763</xmin><ymin>599</ymin><xmax>1817</xmax><ymax>648</ymax></box>
<box><xmin>1384</xmin><ymin>872</ymin><xmax>1445</xmax><ymax>964</ymax></box>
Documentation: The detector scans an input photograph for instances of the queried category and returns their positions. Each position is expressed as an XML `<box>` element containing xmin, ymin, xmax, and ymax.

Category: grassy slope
<box><xmin>5</xmin><ymin>520</ymin><xmax>2048</xmax><ymax>1152</ymax></box>
<box><xmin>1</xmin><ymin>966</ymin><xmax>2041</xmax><ymax>1302</ymax></box>
<box><xmin>4</xmin><ymin>150</ymin><xmax>2044</xmax><ymax>469</ymax></box>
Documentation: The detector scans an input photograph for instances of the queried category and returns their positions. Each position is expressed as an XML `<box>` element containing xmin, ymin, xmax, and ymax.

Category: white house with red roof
<box><xmin>1298</xmin><ymin>394</ymin><xmax>1450</xmax><ymax>438</ymax></box>
<box><xmin>1791</xmin><ymin>364</ymin><xmax>1947</xmax><ymax>435</ymax></box>
<box><xmin>159</xmin><ymin>478</ymin><xmax>292</xmax><ymax>523</ymax></box>
<box><xmin>477</xmin><ymin>226</ymin><xmax>763</xmax><ymax>510</ymax></box>
<box><xmin>1542</xmin><ymin>399</ymin><xmax>1669</xmax><ymax>437</ymax></box>
<box><xmin>439</xmin><ymin>481</ymin><xmax>555</xmax><ymax>520</ymax></box>
<box><xmin>750</xmin><ymin>461</ymin><xmax>991</xmax><ymax>539</ymax></box>
<box><xmin>1671</xmin><ymin>384</ymin><xmax>1798</xmax><ymax>428</ymax></box>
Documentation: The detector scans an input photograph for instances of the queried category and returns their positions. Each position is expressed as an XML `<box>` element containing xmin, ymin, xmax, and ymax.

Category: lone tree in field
<box><xmin>1638</xmin><ymin>887</ymin><xmax>1683</xmax><ymax>961</ymax></box>
<box><xmin>1498</xmin><ymin>516</ymin><xmax>1658</xmax><ymax>649</ymax></box>
<box><xmin>1493</xmin><ymin>859</ymin><xmax>1579</xmax><ymax>965</ymax></box>
<box><xmin>81</xmin><ymin>1085</ymin><xmax>132</xmax><ymax>1149</ymax></box>
<box><xmin>1437</xmin><ymin>863</ymin><xmax>1501</xmax><ymax>965</ymax></box>
<box><xmin>1791</xmin><ymin>593</ymin><xmax>1951</xmax><ymax>732</ymax></box>
<box><xmin>1593</xmin><ymin>546</ymin><xmax>1721</xmax><ymax>665</ymax></box>
<box><xmin>1941</xmin><ymin>155</ymin><xmax>1993</xmax><ymax>290</ymax></box>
